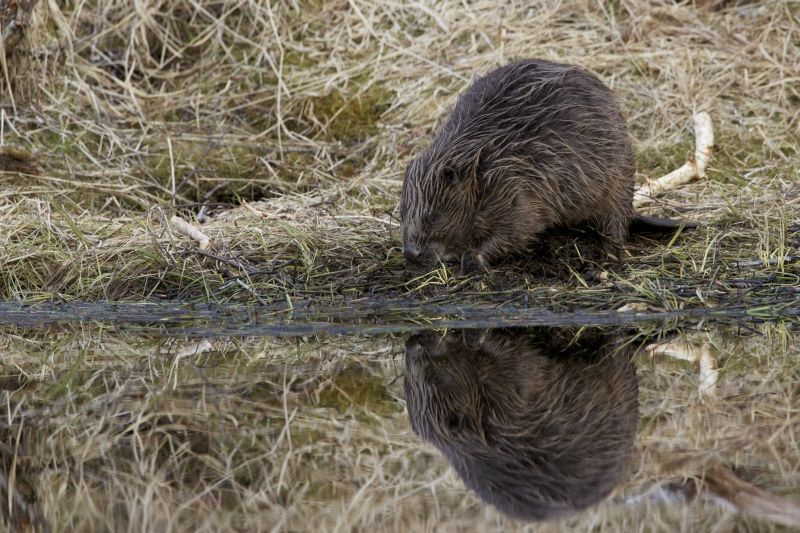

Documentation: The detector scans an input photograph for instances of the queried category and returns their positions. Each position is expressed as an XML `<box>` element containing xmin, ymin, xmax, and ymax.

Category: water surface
<box><xmin>1</xmin><ymin>315</ymin><xmax>798</xmax><ymax>531</ymax></box>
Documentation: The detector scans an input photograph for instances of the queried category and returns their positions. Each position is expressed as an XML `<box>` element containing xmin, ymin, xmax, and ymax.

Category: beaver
<box><xmin>404</xmin><ymin>327</ymin><xmax>639</xmax><ymax>521</ymax></box>
<box><xmin>400</xmin><ymin>59</ymin><xmax>690</xmax><ymax>273</ymax></box>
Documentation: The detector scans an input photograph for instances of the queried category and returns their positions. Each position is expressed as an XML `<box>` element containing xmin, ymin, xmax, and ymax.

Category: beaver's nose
<box><xmin>403</xmin><ymin>245</ymin><xmax>421</xmax><ymax>263</ymax></box>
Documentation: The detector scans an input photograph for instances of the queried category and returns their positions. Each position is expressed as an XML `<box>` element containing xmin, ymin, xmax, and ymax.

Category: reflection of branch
<box><xmin>634</xmin><ymin>112</ymin><xmax>714</xmax><ymax>208</ymax></box>
<box><xmin>627</xmin><ymin>464</ymin><xmax>800</xmax><ymax>528</ymax></box>
<box><xmin>172</xmin><ymin>339</ymin><xmax>214</xmax><ymax>359</ymax></box>
<box><xmin>703</xmin><ymin>464</ymin><xmax>800</xmax><ymax>527</ymax></box>
<box><xmin>646</xmin><ymin>340</ymin><xmax>718</xmax><ymax>397</ymax></box>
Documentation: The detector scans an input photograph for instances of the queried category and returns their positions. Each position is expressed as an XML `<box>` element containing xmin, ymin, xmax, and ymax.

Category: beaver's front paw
<box><xmin>601</xmin><ymin>240</ymin><xmax>623</xmax><ymax>263</ymax></box>
<box><xmin>457</xmin><ymin>251</ymin><xmax>488</xmax><ymax>275</ymax></box>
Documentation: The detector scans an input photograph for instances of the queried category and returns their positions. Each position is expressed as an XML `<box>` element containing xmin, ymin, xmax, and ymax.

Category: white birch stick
<box><xmin>634</xmin><ymin>112</ymin><xmax>714</xmax><ymax>208</ymax></box>
<box><xmin>171</xmin><ymin>215</ymin><xmax>211</xmax><ymax>250</ymax></box>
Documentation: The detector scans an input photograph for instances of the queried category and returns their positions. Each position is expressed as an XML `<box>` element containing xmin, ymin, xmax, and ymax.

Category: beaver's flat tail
<box><xmin>629</xmin><ymin>214</ymin><xmax>699</xmax><ymax>233</ymax></box>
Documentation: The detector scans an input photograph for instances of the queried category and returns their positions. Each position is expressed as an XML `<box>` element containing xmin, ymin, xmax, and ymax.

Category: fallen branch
<box><xmin>192</xmin><ymin>248</ymin><xmax>256</xmax><ymax>274</ymax></box>
<box><xmin>170</xmin><ymin>215</ymin><xmax>211</xmax><ymax>250</ymax></box>
<box><xmin>732</xmin><ymin>255</ymin><xmax>800</xmax><ymax>269</ymax></box>
<box><xmin>634</xmin><ymin>112</ymin><xmax>714</xmax><ymax>208</ymax></box>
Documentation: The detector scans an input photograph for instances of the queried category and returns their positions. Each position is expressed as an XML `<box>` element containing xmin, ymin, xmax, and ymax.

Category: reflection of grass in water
<box><xmin>629</xmin><ymin>323</ymin><xmax>800</xmax><ymax>528</ymax></box>
<box><xmin>317</xmin><ymin>364</ymin><xmax>403</xmax><ymax>416</ymax></box>
<box><xmin>1</xmin><ymin>323</ymin><xmax>799</xmax><ymax>530</ymax></box>
<box><xmin>0</xmin><ymin>332</ymin><xmax>414</xmax><ymax>530</ymax></box>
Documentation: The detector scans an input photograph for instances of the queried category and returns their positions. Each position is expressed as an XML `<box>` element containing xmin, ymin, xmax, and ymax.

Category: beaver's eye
<box><xmin>441</xmin><ymin>166</ymin><xmax>458</xmax><ymax>184</ymax></box>
<box><xmin>446</xmin><ymin>412</ymin><xmax>465</xmax><ymax>431</ymax></box>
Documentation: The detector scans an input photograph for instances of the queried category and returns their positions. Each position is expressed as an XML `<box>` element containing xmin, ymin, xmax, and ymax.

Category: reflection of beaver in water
<box><xmin>404</xmin><ymin>327</ymin><xmax>639</xmax><ymax>521</ymax></box>
<box><xmin>400</xmin><ymin>59</ymin><xmax>690</xmax><ymax>273</ymax></box>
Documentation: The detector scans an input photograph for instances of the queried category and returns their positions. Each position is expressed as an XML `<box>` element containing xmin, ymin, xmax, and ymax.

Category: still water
<box><xmin>1</xmin><ymin>315</ymin><xmax>798</xmax><ymax>531</ymax></box>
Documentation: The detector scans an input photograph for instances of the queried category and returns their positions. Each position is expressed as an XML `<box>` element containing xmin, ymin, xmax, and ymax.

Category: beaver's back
<box><xmin>444</xmin><ymin>59</ymin><xmax>635</xmax><ymax>226</ymax></box>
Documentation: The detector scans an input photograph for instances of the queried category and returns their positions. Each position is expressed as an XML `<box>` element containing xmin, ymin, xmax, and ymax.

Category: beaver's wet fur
<box><xmin>400</xmin><ymin>59</ymin><xmax>689</xmax><ymax>273</ymax></box>
<box><xmin>403</xmin><ymin>327</ymin><xmax>639</xmax><ymax>521</ymax></box>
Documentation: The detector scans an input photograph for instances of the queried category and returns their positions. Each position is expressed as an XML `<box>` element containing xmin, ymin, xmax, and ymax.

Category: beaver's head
<box><xmin>399</xmin><ymin>144</ymin><xmax>483</xmax><ymax>270</ymax></box>
<box><xmin>399</xmin><ymin>143</ymin><xmax>540</xmax><ymax>273</ymax></box>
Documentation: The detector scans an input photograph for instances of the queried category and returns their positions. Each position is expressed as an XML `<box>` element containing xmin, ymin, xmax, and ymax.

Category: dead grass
<box><xmin>0</xmin><ymin>0</ymin><xmax>798</xmax><ymax>305</ymax></box>
<box><xmin>0</xmin><ymin>323</ymin><xmax>797</xmax><ymax>531</ymax></box>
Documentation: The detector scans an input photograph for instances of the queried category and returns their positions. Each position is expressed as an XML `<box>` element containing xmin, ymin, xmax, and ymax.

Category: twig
<box><xmin>634</xmin><ymin>112</ymin><xmax>714</xmax><ymax>208</ymax></box>
<box><xmin>170</xmin><ymin>215</ymin><xmax>211</xmax><ymax>250</ymax></box>
<box><xmin>732</xmin><ymin>255</ymin><xmax>800</xmax><ymax>269</ymax></box>
<box><xmin>191</xmin><ymin>248</ymin><xmax>256</xmax><ymax>274</ymax></box>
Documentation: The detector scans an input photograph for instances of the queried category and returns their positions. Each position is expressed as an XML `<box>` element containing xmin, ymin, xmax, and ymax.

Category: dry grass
<box><xmin>0</xmin><ymin>0</ymin><xmax>798</xmax><ymax>306</ymax></box>
<box><xmin>0</xmin><ymin>323</ymin><xmax>798</xmax><ymax>531</ymax></box>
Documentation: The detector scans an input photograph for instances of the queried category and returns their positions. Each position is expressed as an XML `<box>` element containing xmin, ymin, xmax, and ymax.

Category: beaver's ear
<box><xmin>440</xmin><ymin>165</ymin><xmax>458</xmax><ymax>184</ymax></box>
<box><xmin>469</xmin><ymin>147</ymin><xmax>486</xmax><ymax>181</ymax></box>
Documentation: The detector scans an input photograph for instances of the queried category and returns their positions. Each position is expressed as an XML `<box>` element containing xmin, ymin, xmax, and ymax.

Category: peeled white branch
<box><xmin>633</xmin><ymin>112</ymin><xmax>714</xmax><ymax>208</ymax></box>
<box><xmin>171</xmin><ymin>215</ymin><xmax>211</xmax><ymax>250</ymax></box>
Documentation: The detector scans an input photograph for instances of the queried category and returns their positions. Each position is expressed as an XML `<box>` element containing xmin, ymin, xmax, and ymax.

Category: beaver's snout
<box><xmin>401</xmin><ymin>242</ymin><xmax>438</xmax><ymax>268</ymax></box>
<box><xmin>403</xmin><ymin>244</ymin><xmax>421</xmax><ymax>264</ymax></box>
<box><xmin>402</xmin><ymin>240</ymin><xmax>466</xmax><ymax>270</ymax></box>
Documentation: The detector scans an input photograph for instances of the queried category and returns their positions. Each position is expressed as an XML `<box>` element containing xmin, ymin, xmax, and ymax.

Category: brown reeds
<box><xmin>0</xmin><ymin>0</ymin><xmax>797</xmax><ymax>306</ymax></box>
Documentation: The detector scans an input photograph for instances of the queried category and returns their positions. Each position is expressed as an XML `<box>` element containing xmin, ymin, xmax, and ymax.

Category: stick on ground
<box><xmin>171</xmin><ymin>215</ymin><xmax>211</xmax><ymax>250</ymax></box>
<box><xmin>634</xmin><ymin>112</ymin><xmax>714</xmax><ymax>208</ymax></box>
